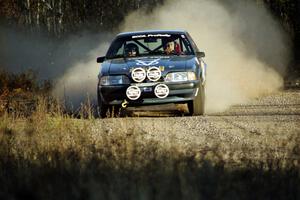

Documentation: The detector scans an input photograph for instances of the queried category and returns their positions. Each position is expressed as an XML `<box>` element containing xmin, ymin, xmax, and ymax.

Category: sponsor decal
<box><xmin>132</xmin><ymin>35</ymin><xmax>147</xmax><ymax>39</ymax></box>
<box><xmin>143</xmin><ymin>87</ymin><xmax>152</xmax><ymax>92</ymax></box>
<box><xmin>147</xmin><ymin>34</ymin><xmax>171</xmax><ymax>37</ymax></box>
<box><xmin>132</xmin><ymin>34</ymin><xmax>171</xmax><ymax>39</ymax></box>
<box><xmin>136</xmin><ymin>59</ymin><xmax>160</xmax><ymax>66</ymax></box>
<box><xmin>159</xmin><ymin>66</ymin><xmax>165</xmax><ymax>71</ymax></box>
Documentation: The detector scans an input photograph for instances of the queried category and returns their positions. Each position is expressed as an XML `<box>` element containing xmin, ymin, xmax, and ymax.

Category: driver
<box><xmin>125</xmin><ymin>43</ymin><xmax>139</xmax><ymax>57</ymax></box>
<box><xmin>164</xmin><ymin>42</ymin><xmax>175</xmax><ymax>55</ymax></box>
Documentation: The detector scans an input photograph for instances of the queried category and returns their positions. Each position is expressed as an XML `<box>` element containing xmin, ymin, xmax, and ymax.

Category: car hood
<box><xmin>106</xmin><ymin>56</ymin><xmax>195</xmax><ymax>76</ymax></box>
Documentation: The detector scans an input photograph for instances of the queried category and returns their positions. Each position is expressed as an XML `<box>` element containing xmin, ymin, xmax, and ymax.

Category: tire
<box><xmin>110</xmin><ymin>105</ymin><xmax>124</xmax><ymax>118</ymax></box>
<box><xmin>97</xmin><ymin>89</ymin><xmax>109</xmax><ymax>118</ymax></box>
<box><xmin>188</xmin><ymin>84</ymin><xmax>205</xmax><ymax>116</ymax></box>
<box><xmin>97</xmin><ymin>93</ymin><xmax>124</xmax><ymax>118</ymax></box>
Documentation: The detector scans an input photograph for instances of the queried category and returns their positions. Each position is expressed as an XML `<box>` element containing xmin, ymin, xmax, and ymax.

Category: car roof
<box><xmin>116</xmin><ymin>30</ymin><xmax>188</xmax><ymax>37</ymax></box>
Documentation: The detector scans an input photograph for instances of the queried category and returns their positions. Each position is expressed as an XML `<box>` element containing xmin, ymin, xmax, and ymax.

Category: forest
<box><xmin>0</xmin><ymin>0</ymin><xmax>164</xmax><ymax>35</ymax></box>
<box><xmin>0</xmin><ymin>0</ymin><xmax>299</xmax><ymax>70</ymax></box>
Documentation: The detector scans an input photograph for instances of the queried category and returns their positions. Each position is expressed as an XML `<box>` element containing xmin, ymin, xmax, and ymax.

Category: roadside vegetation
<box><xmin>1</xmin><ymin>111</ymin><xmax>300</xmax><ymax>199</ymax></box>
<box><xmin>0</xmin><ymin>69</ymin><xmax>52</xmax><ymax>117</ymax></box>
<box><xmin>0</xmin><ymin>70</ymin><xmax>300</xmax><ymax>199</ymax></box>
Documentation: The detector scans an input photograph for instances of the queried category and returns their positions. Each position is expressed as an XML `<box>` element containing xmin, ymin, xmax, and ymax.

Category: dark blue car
<box><xmin>96</xmin><ymin>30</ymin><xmax>206</xmax><ymax>117</ymax></box>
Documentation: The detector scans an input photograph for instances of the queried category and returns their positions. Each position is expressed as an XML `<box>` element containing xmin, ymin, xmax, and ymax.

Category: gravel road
<box><xmin>1</xmin><ymin>90</ymin><xmax>299</xmax><ymax>199</ymax></box>
<box><xmin>97</xmin><ymin>89</ymin><xmax>300</xmax><ymax>165</ymax></box>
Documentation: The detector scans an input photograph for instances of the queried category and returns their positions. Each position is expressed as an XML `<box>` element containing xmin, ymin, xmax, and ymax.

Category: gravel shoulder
<box><xmin>1</xmin><ymin>90</ymin><xmax>299</xmax><ymax>199</ymax></box>
<box><xmin>95</xmin><ymin>89</ymin><xmax>300</xmax><ymax>166</ymax></box>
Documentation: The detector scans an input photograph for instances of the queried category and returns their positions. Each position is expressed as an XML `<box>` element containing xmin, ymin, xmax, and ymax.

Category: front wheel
<box><xmin>97</xmin><ymin>94</ymin><xmax>125</xmax><ymax>118</ymax></box>
<box><xmin>188</xmin><ymin>84</ymin><xmax>205</xmax><ymax>116</ymax></box>
<box><xmin>97</xmin><ymin>94</ymin><xmax>109</xmax><ymax>118</ymax></box>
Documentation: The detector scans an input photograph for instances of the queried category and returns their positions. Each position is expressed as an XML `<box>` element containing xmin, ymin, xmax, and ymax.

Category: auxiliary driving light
<box><xmin>126</xmin><ymin>86</ymin><xmax>141</xmax><ymax>100</ymax></box>
<box><xmin>154</xmin><ymin>84</ymin><xmax>169</xmax><ymax>99</ymax></box>
<box><xmin>147</xmin><ymin>67</ymin><xmax>161</xmax><ymax>82</ymax></box>
<box><xmin>131</xmin><ymin>67</ymin><xmax>146</xmax><ymax>83</ymax></box>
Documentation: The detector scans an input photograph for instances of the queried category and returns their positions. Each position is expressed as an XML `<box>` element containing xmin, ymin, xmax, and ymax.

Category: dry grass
<box><xmin>0</xmin><ymin>109</ymin><xmax>300</xmax><ymax>199</ymax></box>
<box><xmin>0</xmin><ymin>70</ymin><xmax>300</xmax><ymax>199</ymax></box>
<box><xmin>0</xmin><ymin>69</ymin><xmax>52</xmax><ymax>117</ymax></box>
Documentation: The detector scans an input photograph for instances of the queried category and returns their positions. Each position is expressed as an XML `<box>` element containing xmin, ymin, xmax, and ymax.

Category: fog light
<box><xmin>154</xmin><ymin>84</ymin><xmax>169</xmax><ymax>99</ymax></box>
<box><xmin>126</xmin><ymin>86</ymin><xmax>141</xmax><ymax>100</ymax></box>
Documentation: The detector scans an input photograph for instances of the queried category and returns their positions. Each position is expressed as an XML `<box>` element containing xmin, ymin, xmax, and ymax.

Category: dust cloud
<box><xmin>52</xmin><ymin>43</ymin><xmax>109</xmax><ymax>109</ymax></box>
<box><xmin>0</xmin><ymin>27</ymin><xmax>108</xmax><ymax>80</ymax></box>
<box><xmin>120</xmin><ymin>0</ymin><xmax>290</xmax><ymax>112</ymax></box>
<box><xmin>3</xmin><ymin>0</ymin><xmax>289</xmax><ymax>113</ymax></box>
<box><xmin>0</xmin><ymin>26</ymin><xmax>111</xmax><ymax>108</ymax></box>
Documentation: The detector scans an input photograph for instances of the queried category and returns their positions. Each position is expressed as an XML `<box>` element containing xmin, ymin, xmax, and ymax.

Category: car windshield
<box><xmin>106</xmin><ymin>33</ymin><xmax>194</xmax><ymax>59</ymax></box>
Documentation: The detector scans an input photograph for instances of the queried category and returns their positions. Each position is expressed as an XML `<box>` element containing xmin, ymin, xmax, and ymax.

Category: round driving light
<box><xmin>154</xmin><ymin>84</ymin><xmax>169</xmax><ymax>99</ymax></box>
<box><xmin>147</xmin><ymin>67</ymin><xmax>161</xmax><ymax>82</ymax></box>
<box><xmin>126</xmin><ymin>86</ymin><xmax>141</xmax><ymax>100</ymax></box>
<box><xmin>131</xmin><ymin>68</ymin><xmax>146</xmax><ymax>83</ymax></box>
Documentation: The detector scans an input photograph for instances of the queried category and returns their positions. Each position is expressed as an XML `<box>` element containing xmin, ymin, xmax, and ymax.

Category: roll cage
<box><xmin>106</xmin><ymin>34</ymin><xmax>195</xmax><ymax>59</ymax></box>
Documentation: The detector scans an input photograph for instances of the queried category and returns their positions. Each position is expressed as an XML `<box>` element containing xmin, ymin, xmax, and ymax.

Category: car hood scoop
<box><xmin>108</xmin><ymin>56</ymin><xmax>194</xmax><ymax>76</ymax></box>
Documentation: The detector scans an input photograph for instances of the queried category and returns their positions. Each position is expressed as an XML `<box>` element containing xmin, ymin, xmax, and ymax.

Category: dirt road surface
<box><xmin>1</xmin><ymin>90</ymin><xmax>299</xmax><ymax>199</ymax></box>
<box><xmin>97</xmin><ymin>89</ymin><xmax>300</xmax><ymax>165</ymax></box>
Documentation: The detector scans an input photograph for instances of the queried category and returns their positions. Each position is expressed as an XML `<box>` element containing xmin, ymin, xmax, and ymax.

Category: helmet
<box><xmin>125</xmin><ymin>43</ymin><xmax>139</xmax><ymax>57</ymax></box>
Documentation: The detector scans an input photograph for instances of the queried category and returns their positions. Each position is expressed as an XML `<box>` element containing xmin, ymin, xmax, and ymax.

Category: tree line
<box><xmin>0</xmin><ymin>0</ymin><xmax>299</xmax><ymax>66</ymax></box>
<box><xmin>0</xmin><ymin>0</ymin><xmax>164</xmax><ymax>36</ymax></box>
<box><xmin>262</xmin><ymin>0</ymin><xmax>300</xmax><ymax>65</ymax></box>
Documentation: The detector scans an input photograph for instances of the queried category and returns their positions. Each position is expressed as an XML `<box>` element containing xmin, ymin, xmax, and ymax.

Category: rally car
<box><xmin>96</xmin><ymin>30</ymin><xmax>207</xmax><ymax>117</ymax></box>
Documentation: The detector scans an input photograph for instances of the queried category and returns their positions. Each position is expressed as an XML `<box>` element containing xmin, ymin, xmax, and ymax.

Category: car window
<box><xmin>106</xmin><ymin>33</ymin><xmax>194</xmax><ymax>58</ymax></box>
<box><xmin>135</xmin><ymin>38</ymin><xmax>164</xmax><ymax>54</ymax></box>
<box><xmin>116</xmin><ymin>44</ymin><xmax>124</xmax><ymax>56</ymax></box>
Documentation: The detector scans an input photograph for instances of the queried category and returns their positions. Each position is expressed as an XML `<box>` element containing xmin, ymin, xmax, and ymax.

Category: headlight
<box><xmin>100</xmin><ymin>75</ymin><xmax>129</xmax><ymax>85</ymax></box>
<box><xmin>164</xmin><ymin>72</ymin><xmax>196</xmax><ymax>82</ymax></box>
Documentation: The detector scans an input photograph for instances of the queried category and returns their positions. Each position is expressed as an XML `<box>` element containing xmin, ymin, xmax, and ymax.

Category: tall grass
<box><xmin>0</xmin><ymin>70</ymin><xmax>300</xmax><ymax>199</ymax></box>
<box><xmin>0</xmin><ymin>109</ymin><xmax>300</xmax><ymax>199</ymax></box>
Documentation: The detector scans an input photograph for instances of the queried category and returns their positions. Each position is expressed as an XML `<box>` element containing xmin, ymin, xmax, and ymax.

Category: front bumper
<box><xmin>98</xmin><ymin>80</ymin><xmax>200</xmax><ymax>106</ymax></box>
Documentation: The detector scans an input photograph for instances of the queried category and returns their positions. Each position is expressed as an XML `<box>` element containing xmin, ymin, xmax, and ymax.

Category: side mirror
<box><xmin>97</xmin><ymin>56</ymin><xmax>105</xmax><ymax>63</ymax></box>
<box><xmin>196</xmin><ymin>51</ymin><xmax>205</xmax><ymax>58</ymax></box>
